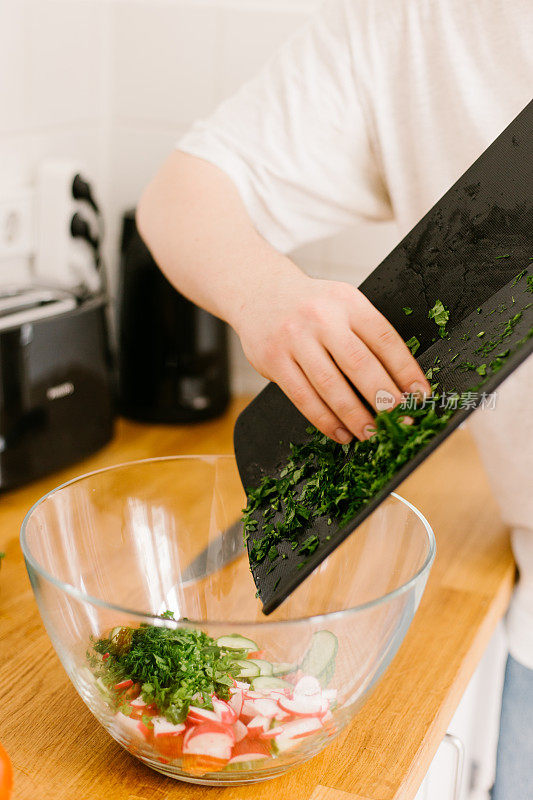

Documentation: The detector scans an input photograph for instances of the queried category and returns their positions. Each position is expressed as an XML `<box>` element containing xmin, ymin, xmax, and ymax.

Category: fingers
<box><xmin>321</xmin><ymin>330</ymin><xmax>404</xmax><ymax>413</ymax></box>
<box><xmin>293</xmin><ymin>342</ymin><xmax>376</xmax><ymax>440</ymax></box>
<box><xmin>276</xmin><ymin>359</ymin><xmax>356</xmax><ymax>444</ymax></box>
<box><xmin>350</xmin><ymin>291</ymin><xmax>431</xmax><ymax>397</ymax></box>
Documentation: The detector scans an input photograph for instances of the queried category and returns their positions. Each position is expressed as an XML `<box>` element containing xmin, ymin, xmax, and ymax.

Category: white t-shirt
<box><xmin>178</xmin><ymin>0</ymin><xmax>533</xmax><ymax>667</ymax></box>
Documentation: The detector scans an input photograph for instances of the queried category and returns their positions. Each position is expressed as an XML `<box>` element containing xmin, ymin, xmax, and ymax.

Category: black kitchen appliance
<box><xmin>0</xmin><ymin>287</ymin><xmax>114</xmax><ymax>491</ymax></box>
<box><xmin>117</xmin><ymin>210</ymin><xmax>230</xmax><ymax>423</ymax></box>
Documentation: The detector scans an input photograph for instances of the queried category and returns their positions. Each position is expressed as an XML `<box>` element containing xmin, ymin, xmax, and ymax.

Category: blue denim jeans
<box><xmin>492</xmin><ymin>655</ymin><xmax>533</xmax><ymax>800</ymax></box>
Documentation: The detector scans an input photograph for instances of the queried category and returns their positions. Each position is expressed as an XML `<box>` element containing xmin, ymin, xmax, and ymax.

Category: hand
<box><xmin>234</xmin><ymin>272</ymin><xmax>430</xmax><ymax>443</ymax></box>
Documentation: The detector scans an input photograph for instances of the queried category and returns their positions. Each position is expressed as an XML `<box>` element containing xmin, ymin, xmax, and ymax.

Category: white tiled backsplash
<box><xmin>1</xmin><ymin>0</ymin><xmax>398</xmax><ymax>395</ymax></box>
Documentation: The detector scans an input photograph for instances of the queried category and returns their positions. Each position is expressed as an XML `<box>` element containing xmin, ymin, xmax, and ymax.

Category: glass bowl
<box><xmin>21</xmin><ymin>455</ymin><xmax>435</xmax><ymax>785</ymax></box>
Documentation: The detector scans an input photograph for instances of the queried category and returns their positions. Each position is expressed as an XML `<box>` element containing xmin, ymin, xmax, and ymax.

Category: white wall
<box><xmin>0</xmin><ymin>0</ymin><xmax>399</xmax><ymax>394</ymax></box>
<box><xmin>0</xmin><ymin>0</ymin><xmax>110</xmax><ymax>284</ymax></box>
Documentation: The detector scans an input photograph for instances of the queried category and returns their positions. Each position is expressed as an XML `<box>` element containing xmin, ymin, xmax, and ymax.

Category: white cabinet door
<box><xmin>415</xmin><ymin>624</ymin><xmax>507</xmax><ymax>800</ymax></box>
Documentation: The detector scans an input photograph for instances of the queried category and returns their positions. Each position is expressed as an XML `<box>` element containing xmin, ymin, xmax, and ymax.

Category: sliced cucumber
<box><xmin>109</xmin><ymin>626</ymin><xmax>123</xmax><ymax>642</ymax></box>
<box><xmin>246</xmin><ymin>659</ymin><xmax>273</xmax><ymax>676</ymax></box>
<box><xmin>252</xmin><ymin>676</ymin><xmax>292</xmax><ymax>693</ymax></box>
<box><xmin>233</xmin><ymin>659</ymin><xmax>261</xmax><ymax>678</ymax></box>
<box><xmin>300</xmin><ymin>630</ymin><xmax>338</xmax><ymax>687</ymax></box>
<box><xmin>272</xmin><ymin>662</ymin><xmax>297</xmax><ymax>676</ymax></box>
<box><xmin>216</xmin><ymin>634</ymin><xmax>258</xmax><ymax>652</ymax></box>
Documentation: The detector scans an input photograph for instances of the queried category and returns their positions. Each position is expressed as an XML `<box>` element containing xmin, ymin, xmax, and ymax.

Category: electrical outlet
<box><xmin>34</xmin><ymin>158</ymin><xmax>101</xmax><ymax>293</ymax></box>
<box><xmin>0</xmin><ymin>188</ymin><xmax>34</xmax><ymax>261</ymax></box>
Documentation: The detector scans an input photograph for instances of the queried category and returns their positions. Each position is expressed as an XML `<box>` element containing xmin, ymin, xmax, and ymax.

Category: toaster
<box><xmin>0</xmin><ymin>287</ymin><xmax>114</xmax><ymax>491</ymax></box>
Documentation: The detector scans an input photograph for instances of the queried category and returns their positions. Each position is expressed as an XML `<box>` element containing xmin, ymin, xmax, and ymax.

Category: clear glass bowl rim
<box><xmin>20</xmin><ymin>454</ymin><xmax>436</xmax><ymax>628</ymax></box>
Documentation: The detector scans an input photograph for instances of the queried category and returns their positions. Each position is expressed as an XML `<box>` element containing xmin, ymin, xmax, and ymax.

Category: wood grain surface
<box><xmin>0</xmin><ymin>398</ymin><xmax>515</xmax><ymax>800</ymax></box>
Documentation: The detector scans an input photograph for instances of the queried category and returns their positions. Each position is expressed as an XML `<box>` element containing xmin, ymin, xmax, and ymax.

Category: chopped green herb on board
<box><xmin>428</xmin><ymin>300</ymin><xmax>450</xmax><ymax>338</ymax></box>
<box><xmin>402</xmin><ymin>307</ymin><xmax>413</xmax><ymax>315</ymax></box>
<box><xmin>243</xmin><ymin>401</ymin><xmax>453</xmax><ymax>566</ymax></box>
<box><xmin>511</xmin><ymin>269</ymin><xmax>527</xmax><ymax>285</ymax></box>
<box><xmin>405</xmin><ymin>335</ymin><xmax>421</xmax><ymax>355</ymax></box>
<box><xmin>243</xmin><ymin>283</ymin><xmax>533</xmax><ymax>578</ymax></box>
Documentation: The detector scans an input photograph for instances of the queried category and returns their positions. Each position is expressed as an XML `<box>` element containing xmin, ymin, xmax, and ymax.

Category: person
<box><xmin>136</xmin><ymin>1</ymin><xmax>533</xmax><ymax>796</ymax></box>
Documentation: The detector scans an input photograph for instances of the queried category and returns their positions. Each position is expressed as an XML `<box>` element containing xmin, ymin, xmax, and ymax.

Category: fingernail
<box><xmin>335</xmin><ymin>427</ymin><xmax>352</xmax><ymax>444</ymax></box>
<box><xmin>399</xmin><ymin>415</ymin><xmax>414</xmax><ymax>426</ymax></box>
<box><xmin>408</xmin><ymin>381</ymin><xmax>427</xmax><ymax>401</ymax></box>
<box><xmin>363</xmin><ymin>424</ymin><xmax>376</xmax><ymax>439</ymax></box>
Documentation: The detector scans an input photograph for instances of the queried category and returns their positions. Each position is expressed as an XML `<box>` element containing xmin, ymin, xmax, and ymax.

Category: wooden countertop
<box><xmin>0</xmin><ymin>398</ymin><xmax>515</xmax><ymax>800</ymax></box>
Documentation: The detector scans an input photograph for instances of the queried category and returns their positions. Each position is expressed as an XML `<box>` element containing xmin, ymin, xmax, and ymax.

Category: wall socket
<box><xmin>0</xmin><ymin>188</ymin><xmax>34</xmax><ymax>261</ymax></box>
<box><xmin>34</xmin><ymin>158</ymin><xmax>101</xmax><ymax>294</ymax></box>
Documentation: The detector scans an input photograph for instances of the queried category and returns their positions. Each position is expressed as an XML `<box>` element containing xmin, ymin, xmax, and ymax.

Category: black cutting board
<box><xmin>234</xmin><ymin>99</ymin><xmax>533</xmax><ymax>615</ymax></box>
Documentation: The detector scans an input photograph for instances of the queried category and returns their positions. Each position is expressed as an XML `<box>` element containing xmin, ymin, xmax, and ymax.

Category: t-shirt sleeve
<box><xmin>177</xmin><ymin>0</ymin><xmax>392</xmax><ymax>254</ymax></box>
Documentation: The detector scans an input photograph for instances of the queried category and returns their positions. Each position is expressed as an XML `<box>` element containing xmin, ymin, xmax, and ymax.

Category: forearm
<box><xmin>138</xmin><ymin>149</ymin><xmax>429</xmax><ymax>443</ymax></box>
<box><xmin>136</xmin><ymin>150</ymin><xmax>303</xmax><ymax>330</ymax></box>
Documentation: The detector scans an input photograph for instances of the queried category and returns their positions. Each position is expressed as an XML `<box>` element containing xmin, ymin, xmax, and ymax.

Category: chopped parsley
<box><xmin>403</xmin><ymin>307</ymin><xmax>413</xmax><ymax>315</ymax></box>
<box><xmin>243</xmin><ymin>401</ymin><xmax>453</xmax><ymax>567</ymax></box>
<box><xmin>405</xmin><ymin>335</ymin><xmax>421</xmax><ymax>355</ymax></box>
<box><xmin>511</xmin><ymin>269</ymin><xmax>526</xmax><ymax>285</ymax></box>
<box><xmin>243</xmin><ymin>284</ymin><xmax>532</xmax><ymax>583</ymax></box>
<box><xmin>90</xmin><ymin>620</ymin><xmax>244</xmax><ymax>724</ymax></box>
<box><xmin>428</xmin><ymin>300</ymin><xmax>450</xmax><ymax>338</ymax></box>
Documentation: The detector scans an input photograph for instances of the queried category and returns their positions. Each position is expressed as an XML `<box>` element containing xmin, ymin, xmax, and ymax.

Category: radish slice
<box><xmin>273</xmin><ymin>709</ymin><xmax>292</xmax><ymax>722</ymax></box>
<box><xmin>187</xmin><ymin>706</ymin><xmax>219</xmax><ymax>724</ymax></box>
<box><xmin>233</xmin><ymin>680</ymin><xmax>250</xmax><ymax>691</ymax></box>
<box><xmin>232</xmin><ymin>720</ymin><xmax>247</xmax><ymax>743</ymax></box>
<box><xmin>274</xmin><ymin>716</ymin><xmax>322</xmax><ymax>750</ymax></box>
<box><xmin>230</xmin><ymin>740</ymin><xmax>270</xmax><ymax>763</ymax></box>
<box><xmin>228</xmin><ymin>689</ymin><xmax>244</xmax><ymax>717</ymax></box>
<box><xmin>242</xmin><ymin>698</ymin><xmax>280</xmax><ymax>719</ymax></box>
<box><xmin>279</xmin><ymin>694</ymin><xmax>324</xmax><ymax>717</ymax></box>
<box><xmin>294</xmin><ymin>676</ymin><xmax>321</xmax><ymax>696</ymax></box>
<box><xmin>246</xmin><ymin>715</ymin><xmax>271</xmax><ymax>737</ymax></box>
<box><xmin>152</xmin><ymin>717</ymin><xmax>186</xmax><ymax>737</ymax></box>
<box><xmin>129</xmin><ymin>695</ymin><xmax>148</xmax><ymax>708</ymax></box>
<box><xmin>212</xmin><ymin>697</ymin><xmax>237</xmax><ymax>725</ymax></box>
<box><xmin>259</xmin><ymin>725</ymin><xmax>286</xmax><ymax>740</ymax></box>
<box><xmin>188</xmin><ymin>720</ymin><xmax>235</xmax><ymax>743</ymax></box>
<box><xmin>269</xmin><ymin>690</ymin><xmax>292</xmax><ymax>702</ymax></box>
<box><xmin>114</xmin><ymin>679</ymin><xmax>133</xmax><ymax>691</ymax></box>
<box><xmin>319</xmin><ymin>697</ymin><xmax>331</xmax><ymax>715</ymax></box>
<box><xmin>183</xmin><ymin>722</ymin><xmax>234</xmax><ymax>759</ymax></box>
<box><xmin>114</xmin><ymin>712</ymin><xmax>151</xmax><ymax>742</ymax></box>
<box><xmin>291</xmin><ymin>717</ymin><xmax>323</xmax><ymax>738</ymax></box>
<box><xmin>243</xmin><ymin>690</ymin><xmax>263</xmax><ymax>699</ymax></box>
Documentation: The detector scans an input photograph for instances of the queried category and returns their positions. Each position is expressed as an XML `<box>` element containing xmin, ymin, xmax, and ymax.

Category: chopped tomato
<box><xmin>181</xmin><ymin>753</ymin><xmax>229</xmax><ymax>775</ymax></box>
<box><xmin>122</xmin><ymin>682</ymin><xmax>141</xmax><ymax>701</ymax></box>
<box><xmin>128</xmin><ymin>704</ymin><xmax>159</xmax><ymax>721</ymax></box>
<box><xmin>153</xmin><ymin>733</ymin><xmax>185</xmax><ymax>759</ymax></box>
<box><xmin>0</xmin><ymin>742</ymin><xmax>12</xmax><ymax>800</ymax></box>
<box><xmin>246</xmin><ymin>651</ymin><xmax>266</xmax><ymax>660</ymax></box>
